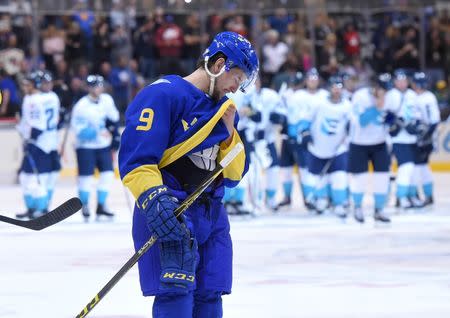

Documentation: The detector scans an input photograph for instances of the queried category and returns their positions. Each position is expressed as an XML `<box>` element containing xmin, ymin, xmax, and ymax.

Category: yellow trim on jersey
<box><xmin>159</xmin><ymin>99</ymin><xmax>235</xmax><ymax>169</ymax></box>
<box><xmin>122</xmin><ymin>164</ymin><xmax>163</xmax><ymax>199</ymax></box>
<box><xmin>218</xmin><ymin>129</ymin><xmax>246</xmax><ymax>181</ymax></box>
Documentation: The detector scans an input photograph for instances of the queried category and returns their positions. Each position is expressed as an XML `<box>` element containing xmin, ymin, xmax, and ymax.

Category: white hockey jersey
<box><xmin>350</xmin><ymin>87</ymin><xmax>387</xmax><ymax>145</ymax></box>
<box><xmin>286</xmin><ymin>88</ymin><xmax>328</xmax><ymax>133</ymax></box>
<box><xmin>246</xmin><ymin>87</ymin><xmax>284</xmax><ymax>143</ymax></box>
<box><xmin>415</xmin><ymin>90</ymin><xmax>440</xmax><ymax>126</ymax></box>
<box><xmin>18</xmin><ymin>91</ymin><xmax>60</xmax><ymax>153</ymax></box>
<box><xmin>384</xmin><ymin>88</ymin><xmax>419</xmax><ymax>144</ymax></box>
<box><xmin>307</xmin><ymin>97</ymin><xmax>352</xmax><ymax>159</ymax></box>
<box><xmin>71</xmin><ymin>93</ymin><xmax>120</xmax><ymax>149</ymax></box>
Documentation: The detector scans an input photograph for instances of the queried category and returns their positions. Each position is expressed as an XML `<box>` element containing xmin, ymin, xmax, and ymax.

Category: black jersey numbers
<box><xmin>136</xmin><ymin>108</ymin><xmax>154</xmax><ymax>131</ymax></box>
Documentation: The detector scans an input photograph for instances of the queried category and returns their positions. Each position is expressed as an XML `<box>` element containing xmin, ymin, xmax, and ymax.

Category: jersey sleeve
<box><xmin>119</xmin><ymin>85</ymin><xmax>173</xmax><ymax>199</ymax></box>
<box><xmin>104</xmin><ymin>94</ymin><xmax>120</xmax><ymax>123</ymax></box>
<box><xmin>70</xmin><ymin>100</ymin><xmax>88</xmax><ymax>135</ymax></box>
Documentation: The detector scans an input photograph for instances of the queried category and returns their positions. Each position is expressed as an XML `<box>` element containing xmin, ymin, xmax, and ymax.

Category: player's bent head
<box><xmin>86</xmin><ymin>74</ymin><xmax>105</xmax><ymax>96</ymax></box>
<box><xmin>200</xmin><ymin>31</ymin><xmax>259</xmax><ymax>94</ymax></box>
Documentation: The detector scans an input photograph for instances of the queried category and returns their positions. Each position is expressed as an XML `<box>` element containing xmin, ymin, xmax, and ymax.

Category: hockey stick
<box><xmin>0</xmin><ymin>197</ymin><xmax>82</xmax><ymax>230</ymax></box>
<box><xmin>75</xmin><ymin>143</ymin><xmax>244</xmax><ymax>318</ymax></box>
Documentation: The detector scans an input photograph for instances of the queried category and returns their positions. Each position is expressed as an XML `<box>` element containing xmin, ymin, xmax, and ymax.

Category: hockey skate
<box><xmin>409</xmin><ymin>196</ymin><xmax>425</xmax><ymax>209</ymax></box>
<box><xmin>314</xmin><ymin>198</ymin><xmax>328</xmax><ymax>215</ymax></box>
<box><xmin>374</xmin><ymin>208</ymin><xmax>391</xmax><ymax>223</ymax></box>
<box><xmin>81</xmin><ymin>205</ymin><xmax>90</xmax><ymax>220</ymax></box>
<box><xmin>15</xmin><ymin>209</ymin><xmax>36</xmax><ymax>220</ymax></box>
<box><xmin>423</xmin><ymin>196</ymin><xmax>434</xmax><ymax>206</ymax></box>
<box><xmin>96</xmin><ymin>204</ymin><xmax>115</xmax><ymax>220</ymax></box>
<box><xmin>276</xmin><ymin>196</ymin><xmax>291</xmax><ymax>209</ymax></box>
<box><xmin>334</xmin><ymin>205</ymin><xmax>347</xmax><ymax>219</ymax></box>
<box><xmin>353</xmin><ymin>207</ymin><xmax>364</xmax><ymax>223</ymax></box>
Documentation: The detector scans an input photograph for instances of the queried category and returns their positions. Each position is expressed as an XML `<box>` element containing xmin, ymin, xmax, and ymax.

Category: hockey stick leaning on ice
<box><xmin>0</xmin><ymin>197</ymin><xmax>82</xmax><ymax>230</ymax></box>
<box><xmin>75</xmin><ymin>142</ymin><xmax>245</xmax><ymax>318</ymax></box>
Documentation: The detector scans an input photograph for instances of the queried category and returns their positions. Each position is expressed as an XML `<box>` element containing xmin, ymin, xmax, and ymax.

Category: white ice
<box><xmin>1</xmin><ymin>174</ymin><xmax>450</xmax><ymax>318</ymax></box>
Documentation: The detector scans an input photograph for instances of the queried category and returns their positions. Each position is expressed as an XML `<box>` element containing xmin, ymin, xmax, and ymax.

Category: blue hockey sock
<box><xmin>374</xmin><ymin>193</ymin><xmax>387</xmax><ymax>210</ymax></box>
<box><xmin>153</xmin><ymin>293</ymin><xmax>193</xmax><ymax>318</ymax></box>
<box><xmin>423</xmin><ymin>183</ymin><xmax>433</xmax><ymax>198</ymax></box>
<box><xmin>282</xmin><ymin>182</ymin><xmax>292</xmax><ymax>198</ymax></box>
<box><xmin>408</xmin><ymin>186</ymin><xmax>418</xmax><ymax>198</ymax></box>
<box><xmin>193</xmin><ymin>291</ymin><xmax>223</xmax><ymax>318</ymax></box>
<box><xmin>35</xmin><ymin>196</ymin><xmax>47</xmax><ymax>211</ymax></box>
<box><xmin>352</xmin><ymin>192</ymin><xmax>363</xmax><ymax>208</ymax></box>
<box><xmin>234</xmin><ymin>188</ymin><xmax>245</xmax><ymax>203</ymax></box>
<box><xmin>79</xmin><ymin>191</ymin><xmax>89</xmax><ymax>205</ymax></box>
<box><xmin>396</xmin><ymin>185</ymin><xmax>409</xmax><ymax>199</ymax></box>
<box><xmin>97</xmin><ymin>190</ymin><xmax>108</xmax><ymax>205</ymax></box>
<box><xmin>331</xmin><ymin>189</ymin><xmax>347</xmax><ymax>206</ymax></box>
<box><xmin>265</xmin><ymin>189</ymin><xmax>276</xmax><ymax>200</ymax></box>
<box><xmin>24</xmin><ymin>194</ymin><xmax>35</xmax><ymax>210</ymax></box>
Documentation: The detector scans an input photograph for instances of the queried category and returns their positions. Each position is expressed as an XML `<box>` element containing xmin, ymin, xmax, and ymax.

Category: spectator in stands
<box><xmin>426</xmin><ymin>17</ymin><xmax>446</xmax><ymax>87</ymax></box>
<box><xmin>93</xmin><ymin>20</ymin><xmax>111</xmax><ymax>71</ymax></box>
<box><xmin>0</xmin><ymin>33</ymin><xmax>24</xmax><ymax>76</ymax></box>
<box><xmin>110</xmin><ymin>0</ymin><xmax>126</xmax><ymax>29</ymax></box>
<box><xmin>373</xmin><ymin>24</ymin><xmax>399</xmax><ymax>73</ymax></box>
<box><xmin>71</xmin><ymin>1</ymin><xmax>95</xmax><ymax>60</ymax></box>
<box><xmin>393</xmin><ymin>25</ymin><xmax>419</xmax><ymax>71</ymax></box>
<box><xmin>41</xmin><ymin>24</ymin><xmax>65</xmax><ymax>73</ymax></box>
<box><xmin>262</xmin><ymin>29</ymin><xmax>289</xmax><ymax>87</ymax></box>
<box><xmin>183</xmin><ymin>13</ymin><xmax>208</xmax><ymax>75</ymax></box>
<box><xmin>343</xmin><ymin>23</ymin><xmax>360</xmax><ymax>58</ymax></box>
<box><xmin>154</xmin><ymin>14</ymin><xmax>184</xmax><ymax>76</ymax></box>
<box><xmin>109</xmin><ymin>56</ymin><xmax>137</xmax><ymax>114</ymax></box>
<box><xmin>134</xmin><ymin>14</ymin><xmax>157</xmax><ymax>80</ymax></box>
<box><xmin>225</xmin><ymin>15</ymin><xmax>248</xmax><ymax>38</ymax></box>
<box><xmin>68</xmin><ymin>76</ymin><xmax>86</xmax><ymax>107</ymax></box>
<box><xmin>318</xmin><ymin>32</ymin><xmax>340</xmax><ymax>80</ymax></box>
<box><xmin>110</xmin><ymin>24</ymin><xmax>130</xmax><ymax>66</ymax></box>
<box><xmin>267</xmin><ymin>8</ymin><xmax>293</xmax><ymax>35</ymax></box>
<box><xmin>65</xmin><ymin>21</ymin><xmax>84</xmax><ymax>63</ymax></box>
<box><xmin>0</xmin><ymin>68</ymin><xmax>20</xmax><ymax>117</ymax></box>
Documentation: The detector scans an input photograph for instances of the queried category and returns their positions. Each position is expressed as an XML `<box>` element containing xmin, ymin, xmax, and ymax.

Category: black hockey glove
<box><xmin>269</xmin><ymin>112</ymin><xmax>286</xmax><ymax>125</ymax></box>
<box><xmin>388</xmin><ymin>117</ymin><xmax>404</xmax><ymax>137</ymax></box>
<box><xmin>137</xmin><ymin>185</ymin><xmax>188</xmax><ymax>242</ymax></box>
<box><xmin>299</xmin><ymin>129</ymin><xmax>312</xmax><ymax>146</ymax></box>
<box><xmin>159</xmin><ymin>233</ymin><xmax>198</xmax><ymax>292</ymax></box>
<box><xmin>106</xmin><ymin>119</ymin><xmax>121</xmax><ymax>151</ymax></box>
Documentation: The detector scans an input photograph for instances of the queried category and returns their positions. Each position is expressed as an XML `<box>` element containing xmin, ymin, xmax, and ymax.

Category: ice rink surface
<box><xmin>1</xmin><ymin>174</ymin><xmax>450</xmax><ymax>318</ymax></box>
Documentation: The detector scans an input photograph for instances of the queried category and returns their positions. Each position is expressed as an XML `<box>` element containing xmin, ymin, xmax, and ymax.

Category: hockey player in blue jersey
<box><xmin>70</xmin><ymin>75</ymin><xmax>120</xmax><ymax>220</ymax></box>
<box><xmin>118</xmin><ymin>31</ymin><xmax>258</xmax><ymax>317</ymax></box>
<box><xmin>16</xmin><ymin>71</ymin><xmax>61</xmax><ymax>219</ymax></box>
<box><xmin>348</xmin><ymin>73</ymin><xmax>393</xmax><ymax>223</ymax></box>
<box><xmin>411</xmin><ymin>72</ymin><xmax>440</xmax><ymax>207</ymax></box>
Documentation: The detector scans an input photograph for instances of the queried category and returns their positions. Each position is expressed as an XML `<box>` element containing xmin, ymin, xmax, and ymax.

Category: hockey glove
<box><xmin>299</xmin><ymin>129</ymin><xmax>312</xmax><ymax>146</ymax></box>
<box><xmin>269</xmin><ymin>112</ymin><xmax>286</xmax><ymax>125</ymax></box>
<box><xmin>159</xmin><ymin>233</ymin><xmax>198</xmax><ymax>292</ymax></box>
<box><xmin>78</xmin><ymin>126</ymin><xmax>97</xmax><ymax>142</ymax></box>
<box><xmin>388</xmin><ymin>117</ymin><xmax>404</xmax><ymax>137</ymax></box>
<box><xmin>405</xmin><ymin>120</ymin><xmax>427</xmax><ymax>136</ymax></box>
<box><xmin>383</xmin><ymin>111</ymin><xmax>397</xmax><ymax>126</ymax></box>
<box><xmin>30</xmin><ymin>127</ymin><xmax>43</xmax><ymax>141</ymax></box>
<box><xmin>137</xmin><ymin>185</ymin><xmax>187</xmax><ymax>242</ymax></box>
<box><xmin>249</xmin><ymin>111</ymin><xmax>262</xmax><ymax>123</ymax></box>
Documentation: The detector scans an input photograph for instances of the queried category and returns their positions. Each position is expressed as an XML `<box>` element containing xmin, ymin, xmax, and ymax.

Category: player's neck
<box><xmin>184</xmin><ymin>69</ymin><xmax>210</xmax><ymax>94</ymax></box>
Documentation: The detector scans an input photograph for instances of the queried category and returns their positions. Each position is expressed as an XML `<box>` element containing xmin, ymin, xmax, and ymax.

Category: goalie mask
<box><xmin>203</xmin><ymin>31</ymin><xmax>259</xmax><ymax>95</ymax></box>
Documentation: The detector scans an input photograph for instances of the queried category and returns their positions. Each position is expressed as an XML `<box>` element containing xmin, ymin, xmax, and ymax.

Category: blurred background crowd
<box><xmin>0</xmin><ymin>0</ymin><xmax>449</xmax><ymax>121</ymax></box>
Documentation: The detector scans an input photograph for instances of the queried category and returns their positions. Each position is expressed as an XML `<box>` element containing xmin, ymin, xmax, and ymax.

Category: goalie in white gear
<box><xmin>16</xmin><ymin>71</ymin><xmax>61</xmax><ymax>219</ymax></box>
<box><xmin>300</xmin><ymin>75</ymin><xmax>351</xmax><ymax>216</ymax></box>
<box><xmin>70</xmin><ymin>75</ymin><xmax>120</xmax><ymax>220</ymax></box>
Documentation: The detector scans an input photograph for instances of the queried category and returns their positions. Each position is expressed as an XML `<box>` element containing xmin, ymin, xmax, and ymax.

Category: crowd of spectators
<box><xmin>0</xmin><ymin>0</ymin><xmax>449</xmax><ymax>121</ymax></box>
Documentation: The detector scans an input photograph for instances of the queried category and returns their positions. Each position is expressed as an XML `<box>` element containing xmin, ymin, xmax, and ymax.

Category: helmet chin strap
<box><xmin>204</xmin><ymin>57</ymin><xmax>226</xmax><ymax>96</ymax></box>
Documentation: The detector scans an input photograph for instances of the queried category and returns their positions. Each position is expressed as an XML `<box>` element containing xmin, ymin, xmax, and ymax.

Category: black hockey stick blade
<box><xmin>0</xmin><ymin>197</ymin><xmax>82</xmax><ymax>231</ymax></box>
<box><xmin>75</xmin><ymin>143</ymin><xmax>244</xmax><ymax>318</ymax></box>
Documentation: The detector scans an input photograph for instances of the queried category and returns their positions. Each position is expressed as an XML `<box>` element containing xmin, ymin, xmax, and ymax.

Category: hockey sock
<box><xmin>97</xmin><ymin>190</ymin><xmax>108</xmax><ymax>205</ymax></box>
<box><xmin>79</xmin><ymin>191</ymin><xmax>89</xmax><ymax>206</ymax></box>
<box><xmin>153</xmin><ymin>293</ymin><xmax>193</xmax><ymax>318</ymax></box>
<box><xmin>193</xmin><ymin>291</ymin><xmax>223</xmax><ymax>318</ymax></box>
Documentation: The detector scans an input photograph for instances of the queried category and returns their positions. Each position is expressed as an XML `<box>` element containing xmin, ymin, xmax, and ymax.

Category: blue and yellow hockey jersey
<box><xmin>118</xmin><ymin>75</ymin><xmax>248</xmax><ymax>199</ymax></box>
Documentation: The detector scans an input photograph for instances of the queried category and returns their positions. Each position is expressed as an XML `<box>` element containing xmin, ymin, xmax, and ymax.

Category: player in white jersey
<box><xmin>300</xmin><ymin>75</ymin><xmax>351</xmax><ymax>216</ymax></box>
<box><xmin>348</xmin><ymin>74</ymin><xmax>393</xmax><ymax>223</ymax></box>
<box><xmin>384</xmin><ymin>69</ymin><xmax>422</xmax><ymax>209</ymax></box>
<box><xmin>279</xmin><ymin>68</ymin><xmax>328</xmax><ymax>209</ymax></box>
<box><xmin>248</xmin><ymin>77</ymin><xmax>285</xmax><ymax>210</ymax></box>
<box><xmin>411</xmin><ymin>72</ymin><xmax>440</xmax><ymax>206</ymax></box>
<box><xmin>70</xmin><ymin>75</ymin><xmax>120</xmax><ymax>220</ymax></box>
<box><xmin>16</xmin><ymin>71</ymin><xmax>61</xmax><ymax>219</ymax></box>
